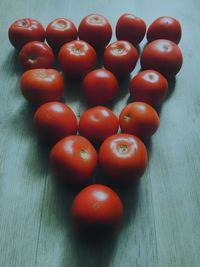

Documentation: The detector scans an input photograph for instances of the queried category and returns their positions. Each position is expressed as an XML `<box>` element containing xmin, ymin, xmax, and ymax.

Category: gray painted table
<box><xmin>0</xmin><ymin>0</ymin><xmax>200</xmax><ymax>266</ymax></box>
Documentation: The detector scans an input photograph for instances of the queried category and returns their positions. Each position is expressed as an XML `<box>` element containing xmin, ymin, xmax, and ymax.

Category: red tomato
<box><xmin>147</xmin><ymin>16</ymin><xmax>182</xmax><ymax>44</ymax></box>
<box><xmin>8</xmin><ymin>18</ymin><xmax>45</xmax><ymax>49</ymax></box>
<box><xmin>119</xmin><ymin>102</ymin><xmax>159</xmax><ymax>139</ymax></box>
<box><xmin>140</xmin><ymin>39</ymin><xmax>183</xmax><ymax>77</ymax></box>
<box><xmin>58</xmin><ymin>40</ymin><xmax>97</xmax><ymax>77</ymax></box>
<box><xmin>99</xmin><ymin>133</ymin><xmax>148</xmax><ymax>183</ymax></box>
<box><xmin>19</xmin><ymin>41</ymin><xmax>54</xmax><ymax>70</ymax></box>
<box><xmin>50</xmin><ymin>135</ymin><xmax>97</xmax><ymax>185</ymax></box>
<box><xmin>34</xmin><ymin>102</ymin><xmax>78</xmax><ymax>145</ymax></box>
<box><xmin>71</xmin><ymin>184</ymin><xmax>123</xmax><ymax>236</ymax></box>
<box><xmin>130</xmin><ymin>70</ymin><xmax>168</xmax><ymax>106</ymax></box>
<box><xmin>103</xmin><ymin>41</ymin><xmax>138</xmax><ymax>76</ymax></box>
<box><xmin>78</xmin><ymin>14</ymin><xmax>112</xmax><ymax>49</ymax></box>
<box><xmin>82</xmin><ymin>69</ymin><xmax>119</xmax><ymax>104</ymax></box>
<box><xmin>20</xmin><ymin>69</ymin><xmax>64</xmax><ymax>105</ymax></box>
<box><xmin>79</xmin><ymin>106</ymin><xmax>119</xmax><ymax>144</ymax></box>
<box><xmin>46</xmin><ymin>18</ymin><xmax>78</xmax><ymax>50</ymax></box>
<box><xmin>116</xmin><ymin>13</ymin><xmax>146</xmax><ymax>46</ymax></box>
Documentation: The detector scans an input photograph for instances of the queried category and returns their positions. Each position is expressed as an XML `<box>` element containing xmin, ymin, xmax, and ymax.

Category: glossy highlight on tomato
<box><xmin>34</xmin><ymin>102</ymin><xmax>78</xmax><ymax>145</ymax></box>
<box><xmin>103</xmin><ymin>40</ymin><xmax>138</xmax><ymax>75</ymax></box>
<box><xmin>116</xmin><ymin>13</ymin><xmax>146</xmax><ymax>46</ymax></box>
<box><xmin>82</xmin><ymin>68</ymin><xmax>119</xmax><ymax>104</ymax></box>
<box><xmin>147</xmin><ymin>16</ymin><xmax>182</xmax><ymax>44</ymax></box>
<box><xmin>19</xmin><ymin>41</ymin><xmax>54</xmax><ymax>70</ymax></box>
<box><xmin>130</xmin><ymin>70</ymin><xmax>168</xmax><ymax>106</ymax></box>
<box><xmin>78</xmin><ymin>14</ymin><xmax>112</xmax><ymax>49</ymax></box>
<box><xmin>8</xmin><ymin>18</ymin><xmax>45</xmax><ymax>49</ymax></box>
<box><xmin>20</xmin><ymin>69</ymin><xmax>64</xmax><ymax>105</ymax></box>
<box><xmin>71</xmin><ymin>184</ymin><xmax>123</xmax><ymax>237</ymax></box>
<box><xmin>119</xmin><ymin>102</ymin><xmax>159</xmax><ymax>139</ymax></box>
<box><xmin>140</xmin><ymin>39</ymin><xmax>183</xmax><ymax>77</ymax></box>
<box><xmin>79</xmin><ymin>106</ymin><xmax>119</xmax><ymax>144</ymax></box>
<box><xmin>46</xmin><ymin>18</ymin><xmax>78</xmax><ymax>50</ymax></box>
<box><xmin>99</xmin><ymin>133</ymin><xmax>148</xmax><ymax>183</ymax></box>
<box><xmin>58</xmin><ymin>40</ymin><xmax>97</xmax><ymax>77</ymax></box>
<box><xmin>50</xmin><ymin>135</ymin><xmax>97</xmax><ymax>185</ymax></box>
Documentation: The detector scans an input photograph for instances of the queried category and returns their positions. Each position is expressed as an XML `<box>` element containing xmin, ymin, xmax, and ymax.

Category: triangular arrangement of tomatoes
<box><xmin>8</xmin><ymin>14</ymin><xmax>183</xmax><ymax>240</ymax></box>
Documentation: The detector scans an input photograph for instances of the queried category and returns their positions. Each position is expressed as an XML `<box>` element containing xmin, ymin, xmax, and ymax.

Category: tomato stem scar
<box><xmin>117</xmin><ymin>144</ymin><xmax>128</xmax><ymax>153</ymax></box>
<box><xmin>80</xmin><ymin>149</ymin><xmax>89</xmax><ymax>159</ymax></box>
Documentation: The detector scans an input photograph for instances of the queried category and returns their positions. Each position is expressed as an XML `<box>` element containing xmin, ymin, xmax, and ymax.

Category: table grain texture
<box><xmin>0</xmin><ymin>0</ymin><xmax>200</xmax><ymax>266</ymax></box>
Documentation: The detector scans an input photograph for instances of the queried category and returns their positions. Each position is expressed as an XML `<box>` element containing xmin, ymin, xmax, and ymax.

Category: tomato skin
<box><xmin>103</xmin><ymin>41</ymin><xmax>138</xmax><ymax>76</ymax></box>
<box><xmin>34</xmin><ymin>102</ymin><xmax>78</xmax><ymax>145</ymax></box>
<box><xmin>99</xmin><ymin>133</ymin><xmax>148</xmax><ymax>183</ymax></box>
<box><xmin>19</xmin><ymin>41</ymin><xmax>55</xmax><ymax>71</ymax></box>
<box><xmin>79</xmin><ymin>106</ymin><xmax>119</xmax><ymax>144</ymax></box>
<box><xmin>46</xmin><ymin>18</ymin><xmax>78</xmax><ymax>50</ymax></box>
<box><xmin>140</xmin><ymin>39</ymin><xmax>183</xmax><ymax>77</ymax></box>
<box><xmin>116</xmin><ymin>13</ymin><xmax>146</xmax><ymax>46</ymax></box>
<box><xmin>8</xmin><ymin>18</ymin><xmax>45</xmax><ymax>49</ymax></box>
<box><xmin>78</xmin><ymin>14</ymin><xmax>112</xmax><ymax>49</ymax></box>
<box><xmin>130</xmin><ymin>70</ymin><xmax>168</xmax><ymax>106</ymax></box>
<box><xmin>147</xmin><ymin>16</ymin><xmax>182</xmax><ymax>44</ymax></box>
<box><xmin>58</xmin><ymin>40</ymin><xmax>97</xmax><ymax>77</ymax></box>
<box><xmin>20</xmin><ymin>69</ymin><xmax>64</xmax><ymax>105</ymax></box>
<box><xmin>50</xmin><ymin>135</ymin><xmax>97</xmax><ymax>185</ymax></box>
<box><xmin>82</xmin><ymin>69</ymin><xmax>119</xmax><ymax>104</ymax></box>
<box><xmin>119</xmin><ymin>102</ymin><xmax>159</xmax><ymax>139</ymax></box>
<box><xmin>71</xmin><ymin>184</ymin><xmax>123</xmax><ymax>236</ymax></box>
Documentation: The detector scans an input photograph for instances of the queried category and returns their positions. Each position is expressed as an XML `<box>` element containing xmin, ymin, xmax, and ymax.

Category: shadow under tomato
<box><xmin>166</xmin><ymin>76</ymin><xmax>176</xmax><ymax>101</ymax></box>
<box><xmin>1</xmin><ymin>49</ymin><xmax>22</xmax><ymax>76</ymax></box>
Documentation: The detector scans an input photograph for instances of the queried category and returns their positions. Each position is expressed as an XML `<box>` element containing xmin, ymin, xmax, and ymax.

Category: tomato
<box><xmin>71</xmin><ymin>184</ymin><xmax>123</xmax><ymax>237</ymax></box>
<box><xmin>58</xmin><ymin>40</ymin><xmax>97</xmax><ymax>77</ymax></box>
<box><xmin>99</xmin><ymin>133</ymin><xmax>148</xmax><ymax>183</ymax></box>
<box><xmin>82</xmin><ymin>69</ymin><xmax>119</xmax><ymax>104</ymax></box>
<box><xmin>8</xmin><ymin>18</ymin><xmax>45</xmax><ymax>50</ymax></box>
<box><xmin>78</xmin><ymin>14</ymin><xmax>112</xmax><ymax>49</ymax></box>
<box><xmin>34</xmin><ymin>102</ymin><xmax>78</xmax><ymax>145</ymax></box>
<box><xmin>140</xmin><ymin>39</ymin><xmax>183</xmax><ymax>77</ymax></box>
<box><xmin>20</xmin><ymin>69</ymin><xmax>64</xmax><ymax>105</ymax></box>
<box><xmin>79</xmin><ymin>106</ymin><xmax>119</xmax><ymax>144</ymax></box>
<box><xmin>19</xmin><ymin>41</ymin><xmax>54</xmax><ymax>70</ymax></box>
<box><xmin>50</xmin><ymin>135</ymin><xmax>97</xmax><ymax>185</ymax></box>
<box><xmin>130</xmin><ymin>70</ymin><xmax>168</xmax><ymax>106</ymax></box>
<box><xmin>119</xmin><ymin>102</ymin><xmax>159</xmax><ymax>139</ymax></box>
<box><xmin>147</xmin><ymin>16</ymin><xmax>182</xmax><ymax>44</ymax></box>
<box><xmin>103</xmin><ymin>41</ymin><xmax>138</xmax><ymax>76</ymax></box>
<box><xmin>116</xmin><ymin>13</ymin><xmax>146</xmax><ymax>46</ymax></box>
<box><xmin>46</xmin><ymin>18</ymin><xmax>78</xmax><ymax>50</ymax></box>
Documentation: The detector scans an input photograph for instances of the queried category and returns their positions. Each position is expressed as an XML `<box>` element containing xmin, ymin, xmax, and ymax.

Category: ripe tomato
<box><xmin>78</xmin><ymin>14</ymin><xmax>112</xmax><ymax>49</ymax></box>
<box><xmin>119</xmin><ymin>102</ymin><xmax>159</xmax><ymax>139</ymax></box>
<box><xmin>116</xmin><ymin>13</ymin><xmax>146</xmax><ymax>46</ymax></box>
<box><xmin>8</xmin><ymin>18</ymin><xmax>45</xmax><ymax>50</ymax></box>
<box><xmin>82</xmin><ymin>68</ymin><xmax>119</xmax><ymax>104</ymax></box>
<box><xmin>147</xmin><ymin>16</ymin><xmax>182</xmax><ymax>44</ymax></box>
<box><xmin>50</xmin><ymin>135</ymin><xmax>97</xmax><ymax>185</ymax></box>
<box><xmin>71</xmin><ymin>184</ymin><xmax>123</xmax><ymax>236</ymax></box>
<box><xmin>46</xmin><ymin>18</ymin><xmax>78</xmax><ymax>50</ymax></box>
<box><xmin>34</xmin><ymin>102</ymin><xmax>78</xmax><ymax>145</ymax></box>
<box><xmin>99</xmin><ymin>133</ymin><xmax>148</xmax><ymax>183</ymax></box>
<box><xmin>58</xmin><ymin>40</ymin><xmax>97</xmax><ymax>77</ymax></box>
<box><xmin>20</xmin><ymin>69</ymin><xmax>64</xmax><ymax>105</ymax></box>
<box><xmin>79</xmin><ymin>106</ymin><xmax>119</xmax><ymax>144</ymax></box>
<box><xmin>140</xmin><ymin>39</ymin><xmax>183</xmax><ymax>77</ymax></box>
<box><xmin>19</xmin><ymin>41</ymin><xmax>54</xmax><ymax>70</ymax></box>
<box><xmin>130</xmin><ymin>70</ymin><xmax>168</xmax><ymax>106</ymax></box>
<box><xmin>103</xmin><ymin>41</ymin><xmax>138</xmax><ymax>76</ymax></box>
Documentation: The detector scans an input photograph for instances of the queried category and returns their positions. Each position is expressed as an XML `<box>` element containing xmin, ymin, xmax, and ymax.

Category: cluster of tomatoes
<box><xmin>8</xmin><ymin>13</ymin><xmax>183</xmax><ymax>238</ymax></box>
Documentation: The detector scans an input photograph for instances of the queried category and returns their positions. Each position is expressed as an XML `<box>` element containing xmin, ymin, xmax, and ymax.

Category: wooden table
<box><xmin>0</xmin><ymin>0</ymin><xmax>200</xmax><ymax>266</ymax></box>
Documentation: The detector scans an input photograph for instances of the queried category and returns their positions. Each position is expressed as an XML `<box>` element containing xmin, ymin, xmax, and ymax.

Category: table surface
<box><xmin>0</xmin><ymin>0</ymin><xmax>200</xmax><ymax>267</ymax></box>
